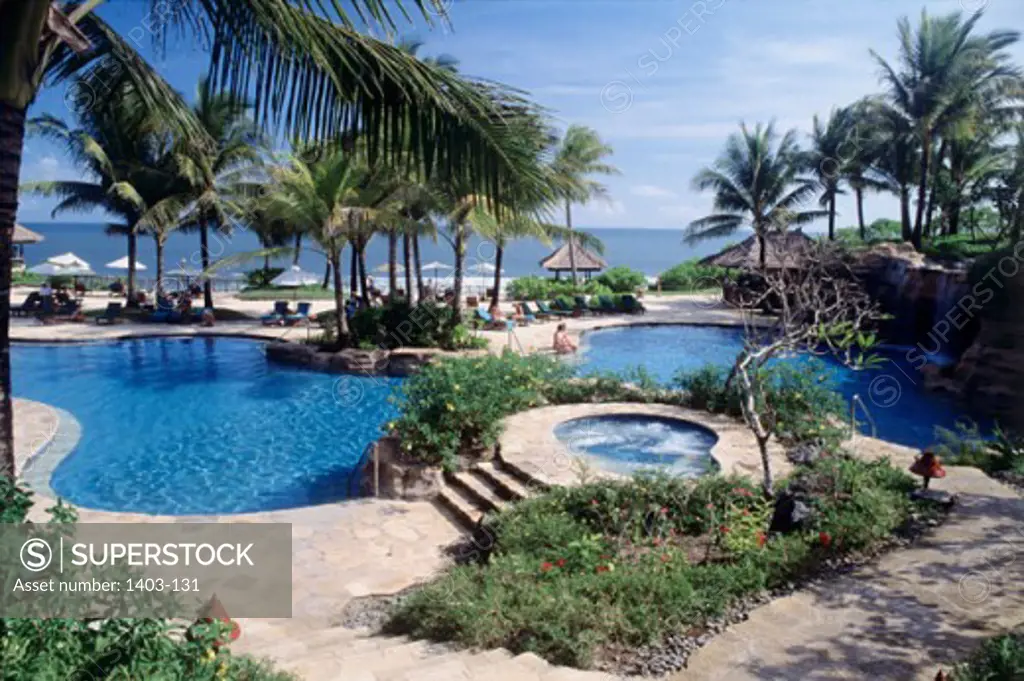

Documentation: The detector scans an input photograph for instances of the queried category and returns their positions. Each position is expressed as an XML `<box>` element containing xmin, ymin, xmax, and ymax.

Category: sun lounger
<box><xmin>475</xmin><ymin>307</ymin><xmax>514</xmax><ymax>330</ymax></box>
<box><xmin>621</xmin><ymin>294</ymin><xmax>646</xmax><ymax>315</ymax></box>
<box><xmin>577</xmin><ymin>295</ymin><xmax>603</xmax><ymax>315</ymax></box>
<box><xmin>95</xmin><ymin>302</ymin><xmax>123</xmax><ymax>325</ymax></box>
<box><xmin>261</xmin><ymin>300</ymin><xmax>290</xmax><ymax>326</ymax></box>
<box><xmin>599</xmin><ymin>295</ymin><xmax>619</xmax><ymax>314</ymax></box>
<box><xmin>285</xmin><ymin>302</ymin><xmax>312</xmax><ymax>325</ymax></box>
<box><xmin>11</xmin><ymin>293</ymin><xmax>41</xmax><ymax>317</ymax></box>
<box><xmin>535</xmin><ymin>300</ymin><xmax>570</xmax><ymax>318</ymax></box>
<box><xmin>521</xmin><ymin>302</ymin><xmax>550</xmax><ymax>321</ymax></box>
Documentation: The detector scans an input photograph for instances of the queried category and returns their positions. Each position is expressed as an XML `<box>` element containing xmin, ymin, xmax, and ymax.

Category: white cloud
<box><xmin>630</xmin><ymin>184</ymin><xmax>677</xmax><ymax>198</ymax></box>
<box><xmin>36</xmin><ymin>156</ymin><xmax>61</xmax><ymax>181</ymax></box>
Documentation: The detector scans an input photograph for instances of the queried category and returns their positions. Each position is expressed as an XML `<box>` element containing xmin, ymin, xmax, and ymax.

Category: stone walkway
<box><xmin>670</xmin><ymin>438</ymin><xmax>1024</xmax><ymax>681</ymax></box>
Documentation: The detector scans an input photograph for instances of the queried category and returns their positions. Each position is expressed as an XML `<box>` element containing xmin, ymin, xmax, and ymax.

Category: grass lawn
<box><xmin>235</xmin><ymin>286</ymin><xmax>336</xmax><ymax>301</ymax></box>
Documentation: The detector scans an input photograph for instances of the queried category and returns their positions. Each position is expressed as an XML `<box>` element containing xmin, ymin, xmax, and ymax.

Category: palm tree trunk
<box><xmin>900</xmin><ymin>187</ymin><xmax>912</xmax><ymax>242</ymax></box>
<box><xmin>155</xmin><ymin>236</ymin><xmax>165</xmax><ymax>296</ymax></box>
<box><xmin>403</xmin><ymin>234</ymin><xmax>413</xmax><ymax>304</ymax></box>
<box><xmin>566</xmin><ymin>200</ymin><xmax>578</xmax><ymax>286</ymax></box>
<box><xmin>492</xmin><ymin>245</ymin><xmax>504</xmax><ymax>307</ymax></box>
<box><xmin>293</xmin><ymin>233</ymin><xmax>302</xmax><ymax>266</ymax></box>
<box><xmin>387</xmin><ymin>231</ymin><xmax>398</xmax><ymax>296</ymax></box>
<box><xmin>321</xmin><ymin>260</ymin><xmax>331</xmax><ymax>289</ymax></box>
<box><xmin>827</xmin><ymin>194</ymin><xmax>837</xmax><ymax>241</ymax></box>
<box><xmin>912</xmin><ymin>135</ymin><xmax>931</xmax><ymax>250</ymax></box>
<box><xmin>452</xmin><ymin>225</ymin><xmax>465</xmax><ymax>323</ymax></box>
<box><xmin>357</xmin><ymin>241</ymin><xmax>369</xmax><ymax>306</ymax></box>
<box><xmin>0</xmin><ymin>101</ymin><xmax>26</xmax><ymax>479</ymax></box>
<box><xmin>330</xmin><ymin>246</ymin><xmax>348</xmax><ymax>344</ymax></box>
<box><xmin>349</xmin><ymin>245</ymin><xmax>358</xmax><ymax>298</ymax></box>
<box><xmin>757</xmin><ymin>232</ymin><xmax>767</xmax><ymax>271</ymax></box>
<box><xmin>924</xmin><ymin>140</ymin><xmax>946</xmax><ymax>239</ymax></box>
<box><xmin>855</xmin><ymin>187</ymin><xmax>866</xmax><ymax>241</ymax></box>
<box><xmin>200</xmin><ymin>222</ymin><xmax>213</xmax><ymax>308</ymax></box>
<box><xmin>126</xmin><ymin>230</ymin><xmax>138</xmax><ymax>307</ymax></box>
<box><xmin>413</xmin><ymin>233</ymin><xmax>424</xmax><ymax>300</ymax></box>
<box><xmin>949</xmin><ymin>197</ymin><xmax>962</xmax><ymax>236</ymax></box>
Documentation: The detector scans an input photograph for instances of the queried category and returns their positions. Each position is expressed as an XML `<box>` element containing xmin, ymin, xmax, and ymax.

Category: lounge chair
<box><xmin>95</xmin><ymin>303</ymin><xmax>123</xmax><ymax>325</ymax></box>
<box><xmin>621</xmin><ymin>294</ymin><xmax>646</xmax><ymax>315</ymax></box>
<box><xmin>521</xmin><ymin>301</ymin><xmax>550</xmax><ymax>321</ymax></box>
<box><xmin>285</xmin><ymin>301</ymin><xmax>312</xmax><ymax>325</ymax></box>
<box><xmin>39</xmin><ymin>300</ymin><xmax>81</xmax><ymax>323</ymax></box>
<box><xmin>535</xmin><ymin>300</ymin><xmax>570</xmax><ymax>318</ymax></box>
<box><xmin>553</xmin><ymin>298</ymin><xmax>577</xmax><ymax>315</ymax></box>
<box><xmin>144</xmin><ymin>296</ymin><xmax>174</xmax><ymax>323</ymax></box>
<box><xmin>11</xmin><ymin>293</ymin><xmax>41</xmax><ymax>317</ymax></box>
<box><xmin>513</xmin><ymin>303</ymin><xmax>536</xmax><ymax>325</ymax></box>
<box><xmin>571</xmin><ymin>296</ymin><xmax>594</xmax><ymax>316</ymax></box>
<box><xmin>475</xmin><ymin>307</ymin><xmax>514</xmax><ymax>330</ymax></box>
<box><xmin>599</xmin><ymin>295</ymin><xmax>619</xmax><ymax>314</ymax></box>
<box><xmin>578</xmin><ymin>295</ymin><xmax>604</xmax><ymax>315</ymax></box>
<box><xmin>261</xmin><ymin>301</ymin><xmax>290</xmax><ymax>326</ymax></box>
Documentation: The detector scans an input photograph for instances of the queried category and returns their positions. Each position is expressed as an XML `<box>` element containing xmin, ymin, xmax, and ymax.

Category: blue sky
<box><xmin>17</xmin><ymin>0</ymin><xmax>1024</xmax><ymax>231</ymax></box>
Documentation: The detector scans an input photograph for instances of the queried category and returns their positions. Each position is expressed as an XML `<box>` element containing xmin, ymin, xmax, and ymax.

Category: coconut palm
<box><xmin>804</xmin><ymin>107</ymin><xmax>853</xmax><ymax>241</ymax></box>
<box><xmin>261</xmin><ymin>144</ymin><xmax>405</xmax><ymax>343</ymax></box>
<box><xmin>871</xmin><ymin>10</ymin><xmax>1022</xmax><ymax>249</ymax></box>
<box><xmin>868</xmin><ymin>104</ymin><xmax>921</xmax><ymax>241</ymax></box>
<box><xmin>0</xmin><ymin>0</ymin><xmax>548</xmax><ymax>479</ymax></box>
<box><xmin>549</xmin><ymin>125</ymin><xmax>618</xmax><ymax>285</ymax></box>
<box><xmin>688</xmin><ymin>122</ymin><xmax>825</xmax><ymax>270</ymax></box>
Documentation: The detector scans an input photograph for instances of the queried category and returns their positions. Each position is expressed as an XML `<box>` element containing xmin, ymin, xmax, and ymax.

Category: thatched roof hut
<box><xmin>539</xmin><ymin>240</ymin><xmax>607</xmax><ymax>278</ymax></box>
<box><xmin>700</xmin><ymin>231</ymin><xmax>814</xmax><ymax>270</ymax></box>
<box><xmin>13</xmin><ymin>224</ymin><xmax>44</xmax><ymax>244</ymax></box>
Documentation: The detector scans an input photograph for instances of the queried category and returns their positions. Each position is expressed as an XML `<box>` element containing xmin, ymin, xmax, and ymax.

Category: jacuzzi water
<box><xmin>12</xmin><ymin>338</ymin><xmax>402</xmax><ymax>515</ymax></box>
<box><xmin>554</xmin><ymin>414</ymin><xmax>718</xmax><ymax>477</ymax></box>
<box><xmin>578</xmin><ymin>324</ymin><xmax>990</xmax><ymax>450</ymax></box>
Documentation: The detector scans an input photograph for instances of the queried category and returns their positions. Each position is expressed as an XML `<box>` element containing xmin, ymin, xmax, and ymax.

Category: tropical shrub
<box><xmin>936</xmin><ymin>422</ymin><xmax>1024</xmax><ymax>476</ymax></box>
<box><xmin>390</xmin><ymin>353</ymin><xmax>573</xmax><ymax>469</ymax></box>
<box><xmin>507</xmin><ymin>276</ymin><xmax>611</xmax><ymax>301</ymax></box>
<box><xmin>952</xmin><ymin>632</ymin><xmax>1024</xmax><ymax>681</ymax></box>
<box><xmin>0</xmin><ymin>479</ymin><xmax>291</xmax><ymax>681</ymax></box>
<box><xmin>595</xmin><ymin>266</ymin><xmax>647</xmax><ymax>293</ymax></box>
<box><xmin>387</xmin><ymin>457</ymin><xmax>932</xmax><ymax>668</ymax></box>
<box><xmin>324</xmin><ymin>302</ymin><xmax>485</xmax><ymax>350</ymax></box>
<box><xmin>657</xmin><ymin>260</ymin><xmax>730</xmax><ymax>292</ymax></box>
<box><xmin>244</xmin><ymin>267</ymin><xmax>285</xmax><ymax>289</ymax></box>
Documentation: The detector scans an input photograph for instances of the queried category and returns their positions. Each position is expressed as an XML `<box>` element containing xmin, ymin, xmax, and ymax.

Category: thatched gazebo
<box><xmin>12</xmin><ymin>224</ymin><xmax>44</xmax><ymax>270</ymax></box>
<box><xmin>539</xmin><ymin>240</ymin><xmax>607</xmax><ymax>280</ymax></box>
<box><xmin>700</xmin><ymin>231</ymin><xmax>814</xmax><ymax>271</ymax></box>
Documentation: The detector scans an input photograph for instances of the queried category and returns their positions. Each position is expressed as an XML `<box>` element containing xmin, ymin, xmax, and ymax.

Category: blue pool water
<box><xmin>579</xmin><ymin>325</ymin><xmax>989</xmax><ymax>450</ymax></box>
<box><xmin>554</xmin><ymin>414</ymin><xmax>718</xmax><ymax>477</ymax></box>
<box><xmin>12</xmin><ymin>338</ymin><xmax>401</xmax><ymax>515</ymax></box>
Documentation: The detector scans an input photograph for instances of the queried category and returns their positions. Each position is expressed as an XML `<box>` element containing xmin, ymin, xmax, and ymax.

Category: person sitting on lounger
<box><xmin>553</xmin><ymin>323</ymin><xmax>577</xmax><ymax>355</ymax></box>
<box><xmin>488</xmin><ymin>302</ymin><xmax>506</xmax><ymax>322</ymax></box>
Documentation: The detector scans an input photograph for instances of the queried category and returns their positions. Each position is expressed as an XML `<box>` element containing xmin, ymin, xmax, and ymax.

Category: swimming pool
<box><xmin>554</xmin><ymin>414</ymin><xmax>718</xmax><ymax>477</ymax></box>
<box><xmin>13</xmin><ymin>338</ymin><xmax>401</xmax><ymax>515</ymax></box>
<box><xmin>579</xmin><ymin>324</ymin><xmax>988</xmax><ymax>450</ymax></box>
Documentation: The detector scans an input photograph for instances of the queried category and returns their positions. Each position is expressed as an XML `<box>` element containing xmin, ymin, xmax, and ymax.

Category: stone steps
<box><xmin>437</xmin><ymin>459</ymin><xmax>544</xmax><ymax>532</ymax></box>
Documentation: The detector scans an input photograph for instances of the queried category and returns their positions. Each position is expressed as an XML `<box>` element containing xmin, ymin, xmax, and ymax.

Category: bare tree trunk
<box><xmin>403</xmin><ymin>234</ymin><xmax>413</xmax><ymax>304</ymax></box>
<box><xmin>0</xmin><ymin>101</ymin><xmax>26</xmax><ymax>479</ymax></box>
<box><xmin>200</xmin><ymin>222</ymin><xmax>213</xmax><ymax>308</ymax></box>
<box><xmin>452</xmin><ymin>225</ymin><xmax>465</xmax><ymax>323</ymax></box>
<box><xmin>924</xmin><ymin>139</ymin><xmax>946</xmax><ymax>240</ymax></box>
<box><xmin>293</xmin><ymin>232</ymin><xmax>302</xmax><ymax>266</ymax></box>
<box><xmin>413</xmin><ymin>233</ymin><xmax>424</xmax><ymax>300</ymax></box>
<box><xmin>912</xmin><ymin>135</ymin><xmax>931</xmax><ymax>250</ymax></box>
<box><xmin>855</xmin><ymin>186</ymin><xmax>866</xmax><ymax>241</ymax></box>
<box><xmin>155</xmin><ymin>236</ymin><xmax>165</xmax><ymax>296</ymax></box>
<box><xmin>737</xmin><ymin>364</ymin><xmax>774</xmax><ymax>498</ymax></box>
<box><xmin>387</xmin><ymin>231</ymin><xmax>398</xmax><ymax>296</ymax></box>
<box><xmin>900</xmin><ymin>187</ymin><xmax>912</xmax><ymax>242</ymax></box>
<box><xmin>349</xmin><ymin>245</ymin><xmax>358</xmax><ymax>299</ymax></box>
<box><xmin>357</xmin><ymin>240</ymin><xmax>369</xmax><ymax>306</ymax></box>
<box><xmin>321</xmin><ymin>260</ymin><xmax>331</xmax><ymax>289</ymax></box>
<box><xmin>757</xmin><ymin>232</ymin><xmax>767</xmax><ymax>271</ymax></box>
<box><xmin>126</xmin><ymin>229</ymin><xmax>138</xmax><ymax>307</ymax></box>
<box><xmin>827</xmin><ymin>193</ymin><xmax>836</xmax><ymax>241</ymax></box>
<box><xmin>491</xmin><ymin>245</ymin><xmax>504</xmax><ymax>307</ymax></box>
<box><xmin>566</xmin><ymin>200</ymin><xmax>578</xmax><ymax>286</ymax></box>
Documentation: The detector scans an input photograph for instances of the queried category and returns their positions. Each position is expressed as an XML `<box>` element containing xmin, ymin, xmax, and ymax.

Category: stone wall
<box><xmin>264</xmin><ymin>341</ymin><xmax>477</xmax><ymax>377</ymax></box>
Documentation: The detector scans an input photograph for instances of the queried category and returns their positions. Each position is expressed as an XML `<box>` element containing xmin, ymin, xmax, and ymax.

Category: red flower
<box><xmin>590</xmin><ymin>499</ymin><xmax>599</xmax><ymax>506</ymax></box>
<box><xmin>742</xmin><ymin>509</ymin><xmax>751</xmax><ymax>517</ymax></box>
<box><xmin>720</xmin><ymin>525</ymin><xmax>731</xmax><ymax>534</ymax></box>
<box><xmin>660</xmin><ymin>554</ymin><xmax>670</xmax><ymax>563</ymax></box>
<box><xmin>756</xmin><ymin>532</ymin><xmax>767</xmax><ymax>547</ymax></box>
<box><xmin>540</xmin><ymin>562</ymin><xmax>554</xmax><ymax>572</ymax></box>
<box><xmin>732</xmin><ymin>487</ymin><xmax>753</xmax><ymax>498</ymax></box>
<box><xmin>705</xmin><ymin>503</ymin><xmax>715</xmax><ymax>510</ymax></box>
<box><xmin>596</xmin><ymin>565</ymin><xmax>609</xmax><ymax>574</ymax></box>
<box><xmin>652</xmin><ymin>537</ymin><xmax>663</xmax><ymax>547</ymax></box>
<box><xmin>819</xmin><ymin>532</ymin><xmax>832</xmax><ymax>548</ymax></box>
<box><xmin>556</xmin><ymin>558</ymin><xmax>566</xmax><ymax>567</ymax></box>
<box><xmin>659</xmin><ymin>507</ymin><xmax>669</xmax><ymax>515</ymax></box>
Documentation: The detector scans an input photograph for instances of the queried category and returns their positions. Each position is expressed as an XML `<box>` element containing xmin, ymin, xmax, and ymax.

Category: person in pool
<box><xmin>553</xmin><ymin>323</ymin><xmax>577</xmax><ymax>355</ymax></box>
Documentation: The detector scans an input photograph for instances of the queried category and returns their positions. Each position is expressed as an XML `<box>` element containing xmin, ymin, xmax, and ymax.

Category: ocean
<box><xmin>19</xmin><ymin>222</ymin><xmax>741</xmax><ymax>286</ymax></box>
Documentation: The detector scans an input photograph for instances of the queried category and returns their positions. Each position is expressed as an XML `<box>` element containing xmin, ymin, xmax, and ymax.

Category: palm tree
<box><xmin>804</xmin><ymin>107</ymin><xmax>851</xmax><ymax>241</ymax></box>
<box><xmin>549</xmin><ymin>125</ymin><xmax>618</xmax><ymax>285</ymax></box>
<box><xmin>869</xmin><ymin>104</ymin><xmax>921</xmax><ymax>242</ymax></box>
<box><xmin>0</xmin><ymin>0</ymin><xmax>548</xmax><ymax>479</ymax></box>
<box><xmin>871</xmin><ymin>10</ymin><xmax>1022</xmax><ymax>249</ymax></box>
<box><xmin>688</xmin><ymin>122</ymin><xmax>825</xmax><ymax>269</ymax></box>
<box><xmin>262</xmin><ymin>144</ymin><xmax>404</xmax><ymax>343</ymax></box>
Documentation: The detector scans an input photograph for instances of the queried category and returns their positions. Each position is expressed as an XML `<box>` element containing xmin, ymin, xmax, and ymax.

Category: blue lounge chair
<box><xmin>261</xmin><ymin>301</ymin><xmax>290</xmax><ymax>326</ymax></box>
<box><xmin>577</xmin><ymin>295</ymin><xmax>603</xmax><ymax>315</ymax></box>
<box><xmin>599</xmin><ymin>295</ymin><xmax>619</xmax><ymax>314</ymax></box>
<box><xmin>95</xmin><ymin>303</ymin><xmax>123</xmax><ymax>325</ymax></box>
<box><xmin>145</xmin><ymin>296</ymin><xmax>174</xmax><ymax>323</ymax></box>
<box><xmin>535</xmin><ymin>300</ymin><xmax>570</xmax><ymax>318</ymax></box>
<box><xmin>475</xmin><ymin>307</ymin><xmax>514</xmax><ymax>330</ymax></box>
<box><xmin>12</xmin><ymin>293</ymin><xmax>41</xmax><ymax>317</ymax></box>
<box><xmin>285</xmin><ymin>302</ymin><xmax>312</xmax><ymax>325</ymax></box>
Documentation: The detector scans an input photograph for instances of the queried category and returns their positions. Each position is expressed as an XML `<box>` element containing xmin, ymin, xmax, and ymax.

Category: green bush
<box><xmin>507</xmin><ymin>276</ymin><xmax>611</xmax><ymax>301</ymax></box>
<box><xmin>952</xmin><ymin>632</ymin><xmax>1024</xmax><ymax>681</ymax></box>
<box><xmin>595</xmin><ymin>266</ymin><xmax>647</xmax><ymax>293</ymax></box>
<box><xmin>0</xmin><ymin>479</ymin><xmax>292</xmax><ymax>681</ymax></box>
<box><xmin>387</xmin><ymin>457</ymin><xmax>930</xmax><ymax>668</ymax></box>
<box><xmin>244</xmin><ymin>267</ymin><xmax>285</xmax><ymax>289</ymax></box>
<box><xmin>390</xmin><ymin>353</ymin><xmax>574</xmax><ymax>469</ymax></box>
<box><xmin>657</xmin><ymin>260</ymin><xmax>730</xmax><ymax>292</ymax></box>
<box><xmin>325</xmin><ymin>302</ymin><xmax>483</xmax><ymax>351</ymax></box>
<box><xmin>937</xmin><ymin>422</ymin><xmax>1024</xmax><ymax>476</ymax></box>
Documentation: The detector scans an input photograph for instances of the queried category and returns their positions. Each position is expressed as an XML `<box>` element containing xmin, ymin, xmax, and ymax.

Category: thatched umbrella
<box><xmin>700</xmin><ymin>231</ymin><xmax>815</xmax><ymax>271</ymax></box>
<box><xmin>540</xmin><ymin>240</ymin><xmax>607</xmax><ymax>280</ymax></box>
<box><xmin>13</xmin><ymin>224</ymin><xmax>43</xmax><ymax>245</ymax></box>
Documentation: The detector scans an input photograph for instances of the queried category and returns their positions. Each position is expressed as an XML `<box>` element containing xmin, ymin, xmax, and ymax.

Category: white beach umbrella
<box><xmin>47</xmin><ymin>252</ymin><xmax>90</xmax><ymax>269</ymax></box>
<box><xmin>105</xmin><ymin>256</ymin><xmax>147</xmax><ymax>271</ymax></box>
<box><xmin>270</xmin><ymin>265</ymin><xmax>320</xmax><ymax>287</ymax></box>
<box><xmin>468</xmin><ymin>262</ymin><xmax>502</xmax><ymax>275</ymax></box>
<box><xmin>29</xmin><ymin>261</ymin><xmax>94</xmax><ymax>276</ymax></box>
<box><xmin>372</xmin><ymin>263</ymin><xmax>405</xmax><ymax>274</ymax></box>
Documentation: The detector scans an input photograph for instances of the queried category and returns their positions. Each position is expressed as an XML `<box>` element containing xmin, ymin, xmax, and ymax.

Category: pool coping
<box><xmin>20</xmin><ymin>406</ymin><xmax>82</xmax><ymax>500</ymax></box>
<box><xmin>497</xmin><ymin>402</ymin><xmax>791</xmax><ymax>489</ymax></box>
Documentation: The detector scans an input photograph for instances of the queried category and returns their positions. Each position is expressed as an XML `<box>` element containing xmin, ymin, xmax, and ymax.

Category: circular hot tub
<box><xmin>553</xmin><ymin>414</ymin><xmax>719</xmax><ymax>477</ymax></box>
